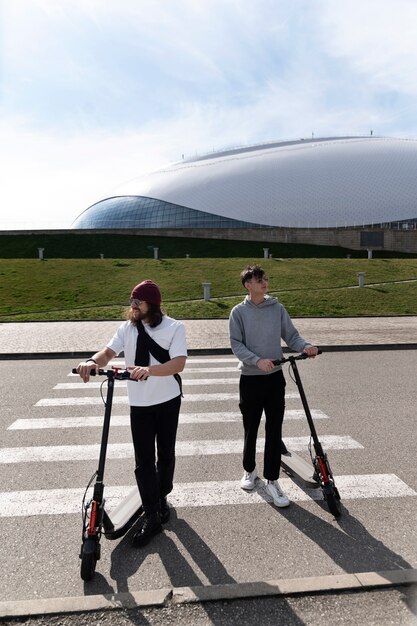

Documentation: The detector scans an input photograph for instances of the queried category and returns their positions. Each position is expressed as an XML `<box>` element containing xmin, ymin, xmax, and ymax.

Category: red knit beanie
<box><xmin>130</xmin><ymin>280</ymin><xmax>161</xmax><ymax>306</ymax></box>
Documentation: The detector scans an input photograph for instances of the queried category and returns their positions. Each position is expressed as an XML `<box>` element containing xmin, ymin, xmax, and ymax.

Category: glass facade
<box><xmin>72</xmin><ymin>196</ymin><xmax>266</xmax><ymax>229</ymax></box>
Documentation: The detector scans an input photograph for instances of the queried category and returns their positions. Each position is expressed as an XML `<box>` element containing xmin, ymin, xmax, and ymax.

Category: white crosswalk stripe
<box><xmin>35</xmin><ymin>392</ymin><xmax>299</xmax><ymax>406</ymax></box>
<box><xmin>54</xmin><ymin>378</ymin><xmax>241</xmax><ymax>389</ymax></box>
<box><xmin>185</xmin><ymin>358</ymin><xmax>239</xmax><ymax>364</ymax></box>
<box><xmin>0</xmin><ymin>475</ymin><xmax>415</xmax><ymax>518</ymax></box>
<box><xmin>104</xmin><ymin>358</ymin><xmax>239</xmax><ymax>367</ymax></box>
<box><xmin>7</xmin><ymin>409</ymin><xmax>329</xmax><ymax>430</ymax></box>
<box><xmin>34</xmin><ymin>393</ymin><xmax>234</xmax><ymax>406</ymax></box>
<box><xmin>69</xmin><ymin>366</ymin><xmax>239</xmax><ymax>376</ymax></box>
<box><xmin>0</xmin><ymin>435</ymin><xmax>363</xmax><ymax>463</ymax></box>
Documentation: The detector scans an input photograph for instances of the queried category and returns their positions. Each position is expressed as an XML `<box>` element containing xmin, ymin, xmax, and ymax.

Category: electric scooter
<box><xmin>274</xmin><ymin>352</ymin><xmax>342</xmax><ymax>518</ymax></box>
<box><xmin>71</xmin><ymin>366</ymin><xmax>143</xmax><ymax>581</ymax></box>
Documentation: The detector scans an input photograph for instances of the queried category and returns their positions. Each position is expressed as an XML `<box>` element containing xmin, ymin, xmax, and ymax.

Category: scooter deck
<box><xmin>281</xmin><ymin>450</ymin><xmax>320</xmax><ymax>489</ymax></box>
<box><xmin>104</xmin><ymin>487</ymin><xmax>143</xmax><ymax>540</ymax></box>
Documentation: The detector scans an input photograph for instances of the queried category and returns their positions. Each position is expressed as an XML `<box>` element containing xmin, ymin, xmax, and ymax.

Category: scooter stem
<box><xmin>96</xmin><ymin>371</ymin><xmax>115</xmax><ymax>488</ymax></box>
<box><xmin>288</xmin><ymin>356</ymin><xmax>324</xmax><ymax>455</ymax></box>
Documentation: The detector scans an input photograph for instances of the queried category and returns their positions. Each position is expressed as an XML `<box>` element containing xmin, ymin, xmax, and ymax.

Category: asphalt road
<box><xmin>1</xmin><ymin>351</ymin><xmax>416</xmax><ymax>624</ymax></box>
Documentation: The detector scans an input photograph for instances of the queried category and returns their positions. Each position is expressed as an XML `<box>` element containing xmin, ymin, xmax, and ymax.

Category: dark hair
<box><xmin>240</xmin><ymin>264</ymin><xmax>265</xmax><ymax>287</ymax></box>
<box><xmin>127</xmin><ymin>303</ymin><xmax>164</xmax><ymax>328</ymax></box>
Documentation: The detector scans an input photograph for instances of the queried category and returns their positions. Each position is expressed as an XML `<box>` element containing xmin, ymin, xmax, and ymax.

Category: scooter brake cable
<box><xmin>308</xmin><ymin>437</ymin><xmax>314</xmax><ymax>461</ymax></box>
<box><xmin>287</xmin><ymin>364</ymin><xmax>296</xmax><ymax>385</ymax></box>
<box><xmin>100</xmin><ymin>379</ymin><xmax>108</xmax><ymax>406</ymax></box>
<box><xmin>81</xmin><ymin>471</ymin><xmax>98</xmax><ymax>516</ymax></box>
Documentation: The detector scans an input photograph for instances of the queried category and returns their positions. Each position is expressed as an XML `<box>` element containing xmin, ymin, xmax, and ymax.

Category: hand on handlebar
<box><xmin>76</xmin><ymin>361</ymin><xmax>99</xmax><ymax>383</ymax></box>
<box><xmin>303</xmin><ymin>346</ymin><xmax>319</xmax><ymax>358</ymax></box>
<box><xmin>127</xmin><ymin>365</ymin><xmax>150</xmax><ymax>381</ymax></box>
<box><xmin>256</xmin><ymin>358</ymin><xmax>276</xmax><ymax>372</ymax></box>
<box><xmin>272</xmin><ymin>348</ymin><xmax>321</xmax><ymax>366</ymax></box>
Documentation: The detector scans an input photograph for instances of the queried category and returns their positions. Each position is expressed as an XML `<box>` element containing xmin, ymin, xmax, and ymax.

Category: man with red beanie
<box><xmin>76</xmin><ymin>279</ymin><xmax>187</xmax><ymax>547</ymax></box>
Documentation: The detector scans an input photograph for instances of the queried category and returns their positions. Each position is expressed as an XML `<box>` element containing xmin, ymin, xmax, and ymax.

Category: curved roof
<box><xmin>74</xmin><ymin>136</ymin><xmax>417</xmax><ymax>229</ymax></box>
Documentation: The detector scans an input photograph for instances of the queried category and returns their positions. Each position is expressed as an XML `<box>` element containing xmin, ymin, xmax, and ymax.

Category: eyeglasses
<box><xmin>129</xmin><ymin>298</ymin><xmax>144</xmax><ymax>307</ymax></box>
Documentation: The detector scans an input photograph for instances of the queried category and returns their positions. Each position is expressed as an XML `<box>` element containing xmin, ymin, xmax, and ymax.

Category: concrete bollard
<box><xmin>202</xmin><ymin>283</ymin><xmax>211</xmax><ymax>301</ymax></box>
<box><xmin>153</xmin><ymin>247</ymin><xmax>159</xmax><ymax>260</ymax></box>
<box><xmin>358</xmin><ymin>272</ymin><xmax>365</xmax><ymax>288</ymax></box>
<box><xmin>38</xmin><ymin>248</ymin><xmax>44</xmax><ymax>260</ymax></box>
<box><xmin>263</xmin><ymin>248</ymin><xmax>269</xmax><ymax>259</ymax></box>
<box><xmin>100</xmin><ymin>253</ymin><xmax>104</xmax><ymax>259</ymax></box>
<box><xmin>367</xmin><ymin>249</ymin><xmax>373</xmax><ymax>259</ymax></box>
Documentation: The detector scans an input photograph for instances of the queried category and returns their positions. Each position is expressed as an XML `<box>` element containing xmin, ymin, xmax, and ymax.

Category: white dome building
<box><xmin>72</xmin><ymin>136</ymin><xmax>417</xmax><ymax>253</ymax></box>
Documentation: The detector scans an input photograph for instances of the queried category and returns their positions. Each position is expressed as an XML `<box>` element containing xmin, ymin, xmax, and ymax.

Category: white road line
<box><xmin>69</xmin><ymin>367</ymin><xmax>239</xmax><ymax>377</ymax></box>
<box><xmin>67</xmin><ymin>358</ymin><xmax>297</xmax><ymax>375</ymax></box>
<box><xmin>185</xmin><ymin>358</ymin><xmax>239</xmax><ymax>364</ymax></box>
<box><xmin>35</xmin><ymin>394</ymin><xmax>236</xmax><ymax>406</ymax></box>
<box><xmin>284</xmin><ymin>409</ymin><xmax>329</xmax><ymax>420</ymax></box>
<box><xmin>0</xmin><ymin>474</ymin><xmax>415</xmax><ymax>517</ymax></box>
<box><xmin>54</xmin><ymin>378</ymin><xmax>241</xmax><ymax>390</ymax></box>
<box><xmin>8</xmin><ymin>409</ymin><xmax>329</xmax><ymax>430</ymax></box>
<box><xmin>0</xmin><ymin>436</ymin><xmax>362</xmax><ymax>463</ymax></box>
<box><xmin>8</xmin><ymin>413</ymin><xmax>242</xmax><ymax>429</ymax></box>
<box><xmin>184</xmin><ymin>367</ymin><xmax>239</xmax><ymax>373</ymax></box>
<box><xmin>110</xmin><ymin>358</ymin><xmax>239</xmax><ymax>366</ymax></box>
<box><xmin>35</xmin><ymin>392</ymin><xmax>299</xmax><ymax>406</ymax></box>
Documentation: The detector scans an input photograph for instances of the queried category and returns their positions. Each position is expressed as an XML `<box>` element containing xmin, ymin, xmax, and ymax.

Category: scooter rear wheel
<box><xmin>323</xmin><ymin>484</ymin><xmax>342</xmax><ymax>518</ymax></box>
<box><xmin>80</xmin><ymin>537</ymin><xmax>99</xmax><ymax>581</ymax></box>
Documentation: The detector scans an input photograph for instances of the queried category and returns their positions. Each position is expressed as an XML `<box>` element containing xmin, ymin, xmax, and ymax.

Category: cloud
<box><xmin>0</xmin><ymin>121</ymin><xmax>174</xmax><ymax>229</ymax></box>
<box><xmin>0</xmin><ymin>0</ymin><xmax>297</xmax><ymax>130</ymax></box>
<box><xmin>316</xmin><ymin>0</ymin><xmax>417</xmax><ymax>95</ymax></box>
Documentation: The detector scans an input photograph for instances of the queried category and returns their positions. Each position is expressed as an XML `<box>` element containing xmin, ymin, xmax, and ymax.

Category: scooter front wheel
<box><xmin>323</xmin><ymin>484</ymin><xmax>342</xmax><ymax>518</ymax></box>
<box><xmin>80</xmin><ymin>537</ymin><xmax>99</xmax><ymax>581</ymax></box>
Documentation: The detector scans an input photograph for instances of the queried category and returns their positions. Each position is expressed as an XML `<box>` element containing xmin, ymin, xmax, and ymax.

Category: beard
<box><xmin>132</xmin><ymin>308</ymin><xmax>149</xmax><ymax>323</ymax></box>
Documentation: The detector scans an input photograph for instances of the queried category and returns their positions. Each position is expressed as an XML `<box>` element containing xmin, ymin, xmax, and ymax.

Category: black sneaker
<box><xmin>160</xmin><ymin>497</ymin><xmax>170</xmax><ymax>524</ymax></box>
<box><xmin>132</xmin><ymin>512</ymin><xmax>162</xmax><ymax>547</ymax></box>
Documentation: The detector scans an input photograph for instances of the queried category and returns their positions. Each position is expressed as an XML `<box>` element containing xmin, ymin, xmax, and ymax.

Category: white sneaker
<box><xmin>266</xmin><ymin>480</ymin><xmax>290</xmax><ymax>507</ymax></box>
<box><xmin>240</xmin><ymin>468</ymin><xmax>257</xmax><ymax>490</ymax></box>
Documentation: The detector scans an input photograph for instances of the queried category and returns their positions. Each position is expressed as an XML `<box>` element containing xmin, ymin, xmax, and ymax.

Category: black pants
<box><xmin>130</xmin><ymin>395</ymin><xmax>181</xmax><ymax>515</ymax></box>
<box><xmin>239</xmin><ymin>370</ymin><xmax>286</xmax><ymax>481</ymax></box>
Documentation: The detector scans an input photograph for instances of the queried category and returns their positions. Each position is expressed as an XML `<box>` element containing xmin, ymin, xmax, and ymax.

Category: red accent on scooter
<box><xmin>316</xmin><ymin>456</ymin><xmax>330</xmax><ymax>484</ymax></box>
<box><xmin>88</xmin><ymin>500</ymin><xmax>98</xmax><ymax>536</ymax></box>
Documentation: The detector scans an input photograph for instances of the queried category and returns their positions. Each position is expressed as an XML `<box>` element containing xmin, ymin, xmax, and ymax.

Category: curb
<box><xmin>1</xmin><ymin>569</ymin><xmax>416</xmax><ymax>619</ymax></box>
<box><xmin>0</xmin><ymin>344</ymin><xmax>417</xmax><ymax>361</ymax></box>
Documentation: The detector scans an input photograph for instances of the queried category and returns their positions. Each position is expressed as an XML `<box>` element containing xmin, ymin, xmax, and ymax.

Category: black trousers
<box><xmin>130</xmin><ymin>395</ymin><xmax>181</xmax><ymax>515</ymax></box>
<box><xmin>239</xmin><ymin>370</ymin><xmax>286</xmax><ymax>481</ymax></box>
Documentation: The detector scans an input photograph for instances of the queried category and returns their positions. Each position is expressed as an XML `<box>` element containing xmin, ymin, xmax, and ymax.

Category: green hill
<box><xmin>0</xmin><ymin>257</ymin><xmax>416</xmax><ymax>320</ymax></box>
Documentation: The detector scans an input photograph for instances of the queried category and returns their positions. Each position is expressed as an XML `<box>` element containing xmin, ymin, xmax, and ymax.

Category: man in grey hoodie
<box><xmin>229</xmin><ymin>264</ymin><xmax>318</xmax><ymax>507</ymax></box>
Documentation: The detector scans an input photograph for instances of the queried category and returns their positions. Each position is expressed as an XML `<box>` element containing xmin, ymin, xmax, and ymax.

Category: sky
<box><xmin>1</xmin><ymin>0</ymin><xmax>417</xmax><ymax>230</ymax></box>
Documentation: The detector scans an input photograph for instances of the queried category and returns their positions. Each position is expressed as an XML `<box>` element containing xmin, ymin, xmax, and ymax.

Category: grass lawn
<box><xmin>0</xmin><ymin>257</ymin><xmax>416</xmax><ymax>320</ymax></box>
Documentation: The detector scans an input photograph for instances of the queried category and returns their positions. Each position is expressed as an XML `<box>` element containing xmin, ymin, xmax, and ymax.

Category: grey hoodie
<box><xmin>229</xmin><ymin>295</ymin><xmax>311</xmax><ymax>375</ymax></box>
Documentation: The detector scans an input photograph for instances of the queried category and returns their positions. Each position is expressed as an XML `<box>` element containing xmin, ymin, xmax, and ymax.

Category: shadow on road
<box><xmin>283</xmin><ymin>499</ymin><xmax>416</xmax><ymax>620</ymax></box>
<box><xmin>82</xmin><ymin>507</ymin><xmax>305</xmax><ymax>626</ymax></box>
<box><xmin>283</xmin><ymin>500</ymin><xmax>412</xmax><ymax>572</ymax></box>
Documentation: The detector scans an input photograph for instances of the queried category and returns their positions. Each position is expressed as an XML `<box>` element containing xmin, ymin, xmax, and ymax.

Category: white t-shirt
<box><xmin>106</xmin><ymin>316</ymin><xmax>188</xmax><ymax>407</ymax></box>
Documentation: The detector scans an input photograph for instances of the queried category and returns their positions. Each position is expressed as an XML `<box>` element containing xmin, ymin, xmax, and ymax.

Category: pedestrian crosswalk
<box><xmin>37</xmin><ymin>391</ymin><xmax>288</xmax><ymax>406</ymax></box>
<box><xmin>0</xmin><ymin>435</ymin><xmax>364</xmax><ymax>464</ymax></box>
<box><xmin>1</xmin><ymin>474</ymin><xmax>415</xmax><ymax>518</ymax></box>
<box><xmin>8</xmin><ymin>409</ymin><xmax>330</xmax><ymax>430</ymax></box>
<box><xmin>1</xmin><ymin>355</ymin><xmax>416</xmax><ymax>521</ymax></box>
<box><xmin>55</xmin><ymin>378</ymin><xmax>242</xmax><ymax>388</ymax></box>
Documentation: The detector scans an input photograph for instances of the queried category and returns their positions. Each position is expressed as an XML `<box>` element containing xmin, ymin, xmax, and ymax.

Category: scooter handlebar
<box><xmin>273</xmin><ymin>349</ymin><xmax>322</xmax><ymax>366</ymax></box>
<box><xmin>72</xmin><ymin>368</ymin><xmax>133</xmax><ymax>380</ymax></box>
